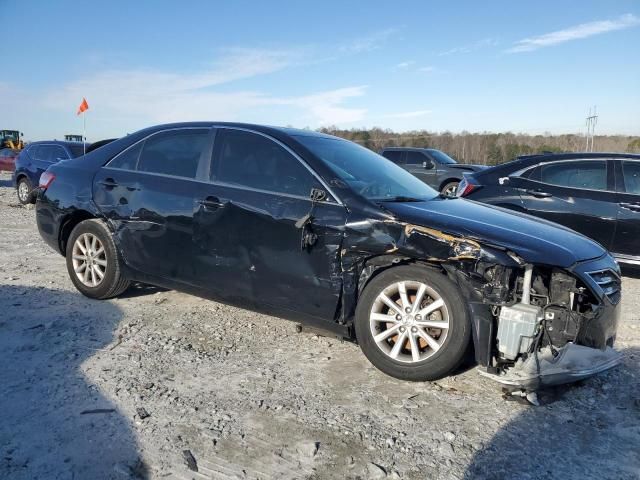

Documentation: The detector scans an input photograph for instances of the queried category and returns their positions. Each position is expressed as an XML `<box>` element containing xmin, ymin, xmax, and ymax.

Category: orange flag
<box><xmin>77</xmin><ymin>98</ymin><xmax>89</xmax><ymax>115</ymax></box>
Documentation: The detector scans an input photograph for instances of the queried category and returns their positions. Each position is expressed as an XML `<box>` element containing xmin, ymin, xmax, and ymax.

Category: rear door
<box><xmin>192</xmin><ymin>127</ymin><xmax>348</xmax><ymax>320</ymax></box>
<box><xmin>509</xmin><ymin>159</ymin><xmax>617</xmax><ymax>249</ymax></box>
<box><xmin>612</xmin><ymin>159</ymin><xmax>640</xmax><ymax>261</ymax></box>
<box><xmin>31</xmin><ymin>144</ymin><xmax>68</xmax><ymax>180</ymax></box>
<box><xmin>93</xmin><ymin>127</ymin><xmax>213</xmax><ymax>280</ymax></box>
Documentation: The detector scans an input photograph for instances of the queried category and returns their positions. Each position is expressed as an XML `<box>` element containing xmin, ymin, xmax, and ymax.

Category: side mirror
<box><xmin>498</xmin><ymin>177</ymin><xmax>510</xmax><ymax>186</ymax></box>
<box><xmin>310</xmin><ymin>188</ymin><xmax>327</xmax><ymax>202</ymax></box>
<box><xmin>422</xmin><ymin>161</ymin><xmax>434</xmax><ymax>170</ymax></box>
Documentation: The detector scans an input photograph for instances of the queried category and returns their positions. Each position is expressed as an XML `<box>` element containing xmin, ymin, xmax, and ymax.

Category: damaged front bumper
<box><xmin>478</xmin><ymin>343</ymin><xmax>622</xmax><ymax>389</ymax></box>
<box><xmin>473</xmin><ymin>252</ymin><xmax>623</xmax><ymax>390</ymax></box>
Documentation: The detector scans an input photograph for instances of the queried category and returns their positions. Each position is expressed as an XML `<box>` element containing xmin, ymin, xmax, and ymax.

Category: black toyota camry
<box><xmin>35</xmin><ymin>123</ymin><xmax>622</xmax><ymax>389</ymax></box>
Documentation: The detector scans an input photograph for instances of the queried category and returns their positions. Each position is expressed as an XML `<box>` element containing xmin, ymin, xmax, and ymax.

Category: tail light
<box><xmin>39</xmin><ymin>171</ymin><xmax>56</xmax><ymax>189</ymax></box>
<box><xmin>456</xmin><ymin>176</ymin><xmax>480</xmax><ymax>197</ymax></box>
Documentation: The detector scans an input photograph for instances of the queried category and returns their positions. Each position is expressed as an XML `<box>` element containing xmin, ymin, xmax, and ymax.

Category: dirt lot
<box><xmin>0</xmin><ymin>171</ymin><xmax>639</xmax><ymax>480</ymax></box>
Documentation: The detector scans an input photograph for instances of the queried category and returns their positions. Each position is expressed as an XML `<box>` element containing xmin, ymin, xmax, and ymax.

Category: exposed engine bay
<box><xmin>470</xmin><ymin>261</ymin><xmax>621</xmax><ymax>391</ymax></box>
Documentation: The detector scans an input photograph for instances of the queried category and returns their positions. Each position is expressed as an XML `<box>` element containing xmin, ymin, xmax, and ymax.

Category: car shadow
<box><xmin>464</xmin><ymin>347</ymin><xmax>640</xmax><ymax>479</ymax></box>
<box><xmin>119</xmin><ymin>282</ymin><xmax>168</xmax><ymax>299</ymax></box>
<box><xmin>0</xmin><ymin>284</ymin><xmax>148</xmax><ymax>479</ymax></box>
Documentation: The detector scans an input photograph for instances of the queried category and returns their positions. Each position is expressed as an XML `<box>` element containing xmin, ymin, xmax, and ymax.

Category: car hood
<box><xmin>383</xmin><ymin>197</ymin><xmax>605</xmax><ymax>268</ymax></box>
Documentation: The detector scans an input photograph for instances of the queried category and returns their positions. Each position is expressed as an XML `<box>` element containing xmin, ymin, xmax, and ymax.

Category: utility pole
<box><xmin>585</xmin><ymin>106</ymin><xmax>598</xmax><ymax>152</ymax></box>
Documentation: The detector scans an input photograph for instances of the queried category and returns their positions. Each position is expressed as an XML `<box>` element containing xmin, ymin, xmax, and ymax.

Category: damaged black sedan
<box><xmin>35</xmin><ymin>123</ymin><xmax>622</xmax><ymax>388</ymax></box>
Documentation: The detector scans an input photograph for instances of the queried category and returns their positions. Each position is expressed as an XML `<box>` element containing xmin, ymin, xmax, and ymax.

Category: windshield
<box><xmin>295</xmin><ymin>136</ymin><xmax>438</xmax><ymax>201</ymax></box>
<box><xmin>429</xmin><ymin>149</ymin><xmax>457</xmax><ymax>164</ymax></box>
<box><xmin>68</xmin><ymin>144</ymin><xmax>86</xmax><ymax>158</ymax></box>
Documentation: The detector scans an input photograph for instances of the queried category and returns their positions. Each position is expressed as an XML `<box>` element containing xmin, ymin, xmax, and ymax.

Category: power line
<box><xmin>585</xmin><ymin>106</ymin><xmax>598</xmax><ymax>152</ymax></box>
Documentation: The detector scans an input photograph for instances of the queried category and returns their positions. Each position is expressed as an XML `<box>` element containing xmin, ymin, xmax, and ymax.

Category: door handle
<box><xmin>199</xmin><ymin>196</ymin><xmax>227</xmax><ymax>210</ymax></box>
<box><xmin>99</xmin><ymin>178</ymin><xmax>118</xmax><ymax>188</ymax></box>
<box><xmin>620</xmin><ymin>202</ymin><xmax>640</xmax><ymax>212</ymax></box>
<box><xmin>525</xmin><ymin>189</ymin><xmax>552</xmax><ymax>198</ymax></box>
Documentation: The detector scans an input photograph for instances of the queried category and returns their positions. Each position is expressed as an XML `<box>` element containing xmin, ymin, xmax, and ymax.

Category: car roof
<box><xmin>119</xmin><ymin>122</ymin><xmax>338</xmax><ymax>140</ymax></box>
<box><xmin>381</xmin><ymin>147</ymin><xmax>431</xmax><ymax>151</ymax></box>
<box><xmin>28</xmin><ymin>140</ymin><xmax>88</xmax><ymax>147</ymax></box>
<box><xmin>473</xmin><ymin>151</ymin><xmax>640</xmax><ymax>179</ymax></box>
<box><xmin>516</xmin><ymin>151</ymin><xmax>640</xmax><ymax>161</ymax></box>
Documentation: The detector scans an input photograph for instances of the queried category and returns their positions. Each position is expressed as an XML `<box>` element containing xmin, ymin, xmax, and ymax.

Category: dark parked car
<box><xmin>35</xmin><ymin>123</ymin><xmax>621</xmax><ymax>388</ymax></box>
<box><xmin>380</xmin><ymin>147</ymin><xmax>487</xmax><ymax>196</ymax></box>
<box><xmin>13</xmin><ymin>140</ymin><xmax>87</xmax><ymax>204</ymax></box>
<box><xmin>0</xmin><ymin>148</ymin><xmax>19</xmax><ymax>172</ymax></box>
<box><xmin>458</xmin><ymin>152</ymin><xmax>640</xmax><ymax>267</ymax></box>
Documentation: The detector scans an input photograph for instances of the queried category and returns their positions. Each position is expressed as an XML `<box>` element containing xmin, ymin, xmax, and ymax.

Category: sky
<box><xmin>1</xmin><ymin>0</ymin><xmax>639</xmax><ymax>141</ymax></box>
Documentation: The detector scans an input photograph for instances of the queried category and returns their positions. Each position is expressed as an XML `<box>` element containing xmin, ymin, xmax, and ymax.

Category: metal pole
<box><xmin>83</xmin><ymin>111</ymin><xmax>86</xmax><ymax>155</ymax></box>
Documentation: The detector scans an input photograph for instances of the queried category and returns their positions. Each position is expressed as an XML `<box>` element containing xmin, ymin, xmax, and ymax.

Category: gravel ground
<box><xmin>0</xmin><ymin>171</ymin><xmax>639</xmax><ymax>480</ymax></box>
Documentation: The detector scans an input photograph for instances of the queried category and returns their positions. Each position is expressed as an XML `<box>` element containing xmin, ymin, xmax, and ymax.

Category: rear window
<box><xmin>137</xmin><ymin>129</ymin><xmax>209</xmax><ymax>178</ymax></box>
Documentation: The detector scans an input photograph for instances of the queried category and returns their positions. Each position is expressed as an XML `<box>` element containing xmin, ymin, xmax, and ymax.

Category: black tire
<box><xmin>355</xmin><ymin>265</ymin><xmax>471</xmax><ymax>381</ymax></box>
<box><xmin>16</xmin><ymin>177</ymin><xmax>33</xmax><ymax>205</ymax></box>
<box><xmin>440</xmin><ymin>181</ymin><xmax>459</xmax><ymax>197</ymax></box>
<box><xmin>65</xmin><ymin>219</ymin><xmax>131</xmax><ymax>299</ymax></box>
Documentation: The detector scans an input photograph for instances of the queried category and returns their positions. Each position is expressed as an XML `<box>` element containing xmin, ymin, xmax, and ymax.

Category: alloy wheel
<box><xmin>71</xmin><ymin>233</ymin><xmax>107</xmax><ymax>287</ymax></box>
<box><xmin>369</xmin><ymin>281</ymin><xmax>449</xmax><ymax>363</ymax></box>
<box><xmin>443</xmin><ymin>183</ymin><xmax>458</xmax><ymax>197</ymax></box>
<box><xmin>18</xmin><ymin>181</ymin><xmax>30</xmax><ymax>202</ymax></box>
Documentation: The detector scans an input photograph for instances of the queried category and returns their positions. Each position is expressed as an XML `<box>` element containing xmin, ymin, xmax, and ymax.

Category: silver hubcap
<box><xmin>443</xmin><ymin>183</ymin><xmax>458</xmax><ymax>197</ymax></box>
<box><xmin>369</xmin><ymin>281</ymin><xmax>449</xmax><ymax>363</ymax></box>
<box><xmin>72</xmin><ymin>233</ymin><xmax>107</xmax><ymax>287</ymax></box>
<box><xmin>18</xmin><ymin>181</ymin><xmax>29</xmax><ymax>201</ymax></box>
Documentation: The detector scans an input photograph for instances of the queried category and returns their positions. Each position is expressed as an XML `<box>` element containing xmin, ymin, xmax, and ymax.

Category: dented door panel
<box><xmin>193</xmin><ymin>183</ymin><xmax>348</xmax><ymax>320</ymax></box>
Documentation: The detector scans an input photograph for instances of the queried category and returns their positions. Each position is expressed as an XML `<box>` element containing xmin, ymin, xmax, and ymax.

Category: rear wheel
<box><xmin>65</xmin><ymin>219</ymin><xmax>130</xmax><ymax>299</ymax></box>
<box><xmin>355</xmin><ymin>265</ymin><xmax>470</xmax><ymax>381</ymax></box>
<box><xmin>17</xmin><ymin>177</ymin><xmax>33</xmax><ymax>204</ymax></box>
<box><xmin>441</xmin><ymin>181</ymin><xmax>459</xmax><ymax>197</ymax></box>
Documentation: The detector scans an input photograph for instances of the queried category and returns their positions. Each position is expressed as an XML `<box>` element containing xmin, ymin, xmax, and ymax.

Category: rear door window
<box><xmin>622</xmin><ymin>160</ymin><xmax>640</xmax><ymax>194</ymax></box>
<box><xmin>211</xmin><ymin>128</ymin><xmax>319</xmax><ymax>197</ymax></box>
<box><xmin>51</xmin><ymin>146</ymin><xmax>69</xmax><ymax>161</ymax></box>
<box><xmin>137</xmin><ymin>129</ymin><xmax>210</xmax><ymax>179</ymax></box>
<box><xmin>33</xmin><ymin>145</ymin><xmax>64</xmax><ymax>162</ymax></box>
<box><xmin>382</xmin><ymin>150</ymin><xmax>404</xmax><ymax>164</ymax></box>
<box><xmin>539</xmin><ymin>160</ymin><xmax>607</xmax><ymax>190</ymax></box>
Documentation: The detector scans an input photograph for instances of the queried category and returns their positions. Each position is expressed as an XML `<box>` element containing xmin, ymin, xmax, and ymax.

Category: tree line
<box><xmin>318</xmin><ymin>127</ymin><xmax>640</xmax><ymax>165</ymax></box>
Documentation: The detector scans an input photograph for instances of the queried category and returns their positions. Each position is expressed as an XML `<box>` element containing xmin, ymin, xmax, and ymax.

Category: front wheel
<box><xmin>355</xmin><ymin>265</ymin><xmax>470</xmax><ymax>381</ymax></box>
<box><xmin>65</xmin><ymin>219</ymin><xmax>131</xmax><ymax>299</ymax></box>
<box><xmin>441</xmin><ymin>181</ymin><xmax>459</xmax><ymax>197</ymax></box>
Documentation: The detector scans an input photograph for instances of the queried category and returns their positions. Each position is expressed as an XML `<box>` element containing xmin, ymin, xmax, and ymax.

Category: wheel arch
<box><xmin>438</xmin><ymin>177</ymin><xmax>461</xmax><ymax>192</ymax></box>
<box><xmin>59</xmin><ymin>210</ymin><xmax>97</xmax><ymax>256</ymax></box>
<box><xmin>357</xmin><ymin>255</ymin><xmax>449</xmax><ymax>299</ymax></box>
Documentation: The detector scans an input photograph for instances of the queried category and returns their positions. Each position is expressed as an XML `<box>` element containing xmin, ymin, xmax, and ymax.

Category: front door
<box><xmin>510</xmin><ymin>159</ymin><xmax>617</xmax><ymax>250</ymax></box>
<box><xmin>404</xmin><ymin>151</ymin><xmax>438</xmax><ymax>188</ymax></box>
<box><xmin>192</xmin><ymin>128</ymin><xmax>348</xmax><ymax>320</ymax></box>
<box><xmin>612</xmin><ymin>159</ymin><xmax>640</xmax><ymax>261</ymax></box>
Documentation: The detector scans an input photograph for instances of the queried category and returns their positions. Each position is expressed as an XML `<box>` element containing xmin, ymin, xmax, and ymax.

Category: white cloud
<box><xmin>506</xmin><ymin>13</ymin><xmax>640</xmax><ymax>53</ymax></box>
<box><xmin>384</xmin><ymin>110</ymin><xmax>431</xmax><ymax>119</ymax></box>
<box><xmin>288</xmin><ymin>86</ymin><xmax>367</xmax><ymax>125</ymax></box>
<box><xmin>418</xmin><ymin>66</ymin><xmax>436</xmax><ymax>73</ymax></box>
<box><xmin>339</xmin><ymin>28</ymin><xmax>397</xmax><ymax>54</ymax></box>
<box><xmin>34</xmin><ymin>48</ymin><xmax>367</xmax><ymax>135</ymax></box>
<box><xmin>395</xmin><ymin>60</ymin><xmax>415</xmax><ymax>69</ymax></box>
<box><xmin>438</xmin><ymin>38</ymin><xmax>498</xmax><ymax>56</ymax></box>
